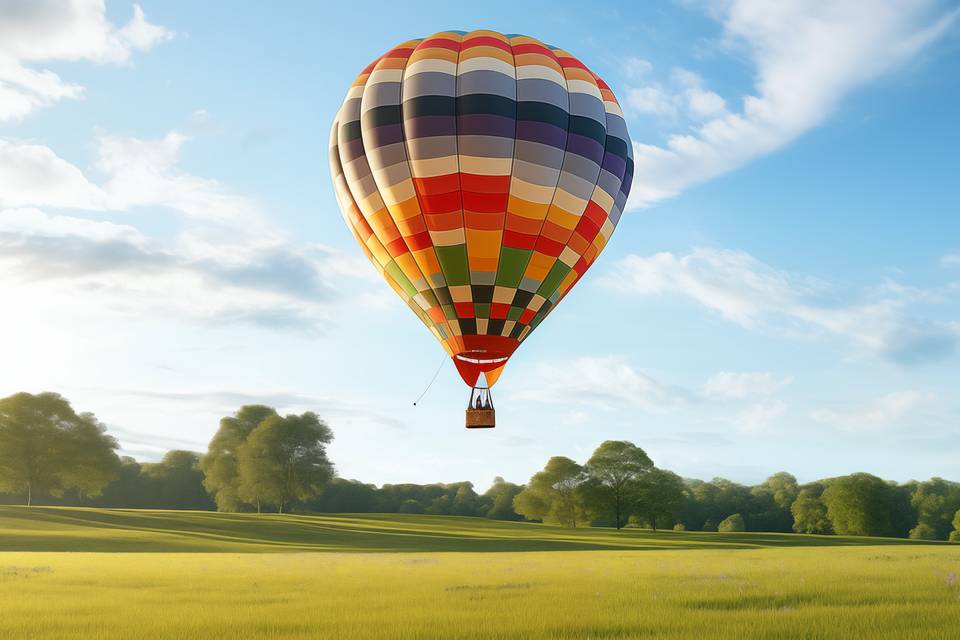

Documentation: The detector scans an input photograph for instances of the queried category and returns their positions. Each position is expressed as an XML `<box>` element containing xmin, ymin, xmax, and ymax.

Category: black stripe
<box><xmin>567</xmin><ymin>115</ymin><xmax>606</xmax><ymax>145</ymax></box>
<box><xmin>361</xmin><ymin>105</ymin><xmax>402</xmax><ymax>129</ymax></box>
<box><xmin>604</xmin><ymin>135</ymin><xmax>628</xmax><ymax>159</ymax></box>
<box><xmin>457</xmin><ymin>93</ymin><xmax>516</xmax><ymax>119</ymax></box>
<box><xmin>402</xmin><ymin>95</ymin><xmax>456</xmax><ymax>118</ymax></box>
<box><xmin>340</xmin><ymin>120</ymin><xmax>362</xmax><ymax>143</ymax></box>
<box><xmin>516</xmin><ymin>101</ymin><xmax>568</xmax><ymax>129</ymax></box>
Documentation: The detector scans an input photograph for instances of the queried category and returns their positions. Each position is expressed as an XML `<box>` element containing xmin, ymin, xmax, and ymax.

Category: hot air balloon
<box><xmin>329</xmin><ymin>30</ymin><xmax>633</xmax><ymax>428</ymax></box>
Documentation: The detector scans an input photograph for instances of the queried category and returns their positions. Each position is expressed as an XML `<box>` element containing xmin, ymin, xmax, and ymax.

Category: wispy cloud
<box><xmin>733</xmin><ymin>400</ymin><xmax>788</xmax><ymax>434</ymax></box>
<box><xmin>704</xmin><ymin>371</ymin><xmax>792</xmax><ymax>399</ymax></box>
<box><xmin>942</xmin><ymin>251</ymin><xmax>960</xmax><ymax>267</ymax></box>
<box><xmin>811</xmin><ymin>390</ymin><xmax>936</xmax><ymax>431</ymax></box>
<box><xmin>512</xmin><ymin>355</ymin><xmax>692</xmax><ymax>412</ymax></box>
<box><xmin>623</xmin><ymin>0</ymin><xmax>959</xmax><ymax>208</ymax></box>
<box><xmin>606</xmin><ymin>248</ymin><xmax>959</xmax><ymax>365</ymax></box>
<box><xmin>0</xmin><ymin>1</ymin><xmax>173</xmax><ymax>121</ymax></box>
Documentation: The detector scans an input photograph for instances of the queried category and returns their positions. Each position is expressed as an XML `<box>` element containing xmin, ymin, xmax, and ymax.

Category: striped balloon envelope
<box><xmin>329</xmin><ymin>30</ymin><xmax>633</xmax><ymax>392</ymax></box>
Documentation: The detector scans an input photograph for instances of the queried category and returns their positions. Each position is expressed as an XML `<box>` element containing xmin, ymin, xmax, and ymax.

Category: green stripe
<box><xmin>435</xmin><ymin>244</ymin><xmax>470</xmax><ymax>286</ymax></box>
<box><xmin>385</xmin><ymin>261</ymin><xmax>417</xmax><ymax>297</ymax></box>
<box><xmin>537</xmin><ymin>261</ymin><xmax>571</xmax><ymax>298</ymax></box>
<box><xmin>495</xmin><ymin>247</ymin><xmax>532</xmax><ymax>288</ymax></box>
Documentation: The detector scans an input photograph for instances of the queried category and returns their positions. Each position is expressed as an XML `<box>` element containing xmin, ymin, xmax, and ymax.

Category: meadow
<box><xmin>1</xmin><ymin>507</ymin><xmax>959</xmax><ymax>639</ymax></box>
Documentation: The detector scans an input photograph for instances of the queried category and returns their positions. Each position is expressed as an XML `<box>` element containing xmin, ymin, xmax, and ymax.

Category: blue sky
<box><xmin>1</xmin><ymin>0</ymin><xmax>958</xmax><ymax>490</ymax></box>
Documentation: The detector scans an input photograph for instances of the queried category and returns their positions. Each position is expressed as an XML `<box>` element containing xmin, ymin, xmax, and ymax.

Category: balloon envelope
<box><xmin>330</xmin><ymin>30</ymin><xmax>633</xmax><ymax>388</ymax></box>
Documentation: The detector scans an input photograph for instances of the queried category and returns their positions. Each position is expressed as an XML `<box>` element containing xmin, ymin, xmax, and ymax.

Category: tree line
<box><xmin>1</xmin><ymin>392</ymin><xmax>958</xmax><ymax>542</ymax></box>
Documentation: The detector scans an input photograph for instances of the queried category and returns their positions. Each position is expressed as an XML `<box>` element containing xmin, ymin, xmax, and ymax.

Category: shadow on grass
<box><xmin>0</xmin><ymin>506</ymin><xmax>947</xmax><ymax>553</ymax></box>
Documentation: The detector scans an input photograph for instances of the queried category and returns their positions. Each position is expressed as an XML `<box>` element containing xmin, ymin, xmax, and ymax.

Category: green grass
<box><xmin>1</xmin><ymin>507</ymin><xmax>959</xmax><ymax>639</ymax></box>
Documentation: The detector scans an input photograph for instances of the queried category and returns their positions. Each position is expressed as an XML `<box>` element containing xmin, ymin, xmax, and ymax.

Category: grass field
<box><xmin>1</xmin><ymin>507</ymin><xmax>959</xmax><ymax>639</ymax></box>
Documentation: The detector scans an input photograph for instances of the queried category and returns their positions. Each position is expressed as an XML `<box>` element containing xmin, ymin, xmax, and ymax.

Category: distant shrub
<box><xmin>399</xmin><ymin>499</ymin><xmax>425</xmax><ymax>514</ymax></box>
<box><xmin>673</xmin><ymin>523</ymin><xmax>686</xmax><ymax>532</ymax></box>
<box><xmin>719</xmin><ymin>513</ymin><xmax>745</xmax><ymax>532</ymax></box>
<box><xmin>909</xmin><ymin>523</ymin><xmax>939</xmax><ymax>540</ymax></box>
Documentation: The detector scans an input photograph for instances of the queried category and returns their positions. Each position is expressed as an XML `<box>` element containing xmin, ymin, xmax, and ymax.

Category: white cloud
<box><xmin>621</xmin><ymin>56</ymin><xmax>653</xmax><ymax>80</ymax></box>
<box><xmin>0</xmin><ymin>139</ymin><xmax>109</xmax><ymax>209</ymax></box>
<box><xmin>734</xmin><ymin>400</ymin><xmax>787</xmax><ymax>433</ymax></box>
<box><xmin>942</xmin><ymin>251</ymin><xmax>960</xmax><ymax>267</ymax></box>
<box><xmin>0</xmin><ymin>126</ymin><xmax>381</xmax><ymax>333</ymax></box>
<box><xmin>626</xmin><ymin>85</ymin><xmax>678</xmax><ymax>116</ymax></box>
<box><xmin>811</xmin><ymin>390</ymin><xmax>936</xmax><ymax>431</ymax></box>
<box><xmin>625</xmin><ymin>0</ymin><xmax>959</xmax><ymax>208</ymax></box>
<box><xmin>0</xmin><ymin>1</ymin><xmax>173</xmax><ymax>121</ymax></box>
<box><xmin>607</xmin><ymin>247</ymin><xmax>958</xmax><ymax>364</ymax></box>
<box><xmin>96</xmin><ymin>131</ymin><xmax>266</xmax><ymax>228</ymax></box>
<box><xmin>623</xmin><ymin>67</ymin><xmax>727</xmax><ymax>121</ymax></box>
<box><xmin>512</xmin><ymin>355</ymin><xmax>689</xmax><ymax>412</ymax></box>
<box><xmin>704</xmin><ymin>371</ymin><xmax>792</xmax><ymax>399</ymax></box>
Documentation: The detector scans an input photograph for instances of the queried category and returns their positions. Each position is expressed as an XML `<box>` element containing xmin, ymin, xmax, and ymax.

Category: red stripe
<box><xmin>583</xmin><ymin>201</ymin><xmax>609</xmax><ymax>228</ymax></box>
<box><xmin>462</xmin><ymin>191</ymin><xmax>508</xmax><ymax>213</ymax></box>
<box><xmin>462</xmin><ymin>36</ymin><xmax>512</xmax><ymax>53</ymax></box>
<box><xmin>558</xmin><ymin>56</ymin><xmax>589</xmax><ymax>72</ymax></box>
<box><xmin>386</xmin><ymin>237</ymin><xmax>408</xmax><ymax>257</ymax></box>
<box><xmin>417</xmin><ymin>38</ymin><xmax>461</xmax><ymax>51</ymax></box>
<box><xmin>534</xmin><ymin>236</ymin><xmax>565</xmax><ymax>257</ymax></box>
<box><xmin>384</xmin><ymin>47</ymin><xmax>416</xmax><ymax>59</ymax></box>
<box><xmin>511</xmin><ymin>43</ymin><xmax>556</xmax><ymax>58</ymax></box>
<box><xmin>406</xmin><ymin>231</ymin><xmax>434</xmax><ymax>251</ymax></box>
<box><xmin>414</xmin><ymin>174</ymin><xmax>460</xmax><ymax>194</ymax></box>
<box><xmin>490</xmin><ymin>303</ymin><xmax>510</xmax><ymax>319</ymax></box>
<box><xmin>419</xmin><ymin>191</ymin><xmax>461</xmax><ymax>215</ymax></box>
<box><xmin>460</xmin><ymin>173</ymin><xmax>510</xmax><ymax>193</ymax></box>
<box><xmin>502</xmin><ymin>230</ymin><xmax>537</xmax><ymax>250</ymax></box>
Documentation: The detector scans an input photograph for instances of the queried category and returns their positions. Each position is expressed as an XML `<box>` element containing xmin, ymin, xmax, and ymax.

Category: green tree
<box><xmin>399</xmin><ymin>499</ymin><xmax>425</xmax><ymax>514</ymax></box>
<box><xmin>909</xmin><ymin>478</ymin><xmax>960</xmax><ymax>540</ymax></box>
<box><xmin>583</xmin><ymin>441</ymin><xmax>653</xmax><ymax>529</ymax></box>
<box><xmin>451</xmin><ymin>482</ymin><xmax>480</xmax><ymax>516</ymax></box>
<box><xmin>822</xmin><ymin>473</ymin><xmax>895</xmax><ymax>537</ymax></box>
<box><xmin>513</xmin><ymin>456</ymin><xmax>586</xmax><ymax>527</ymax></box>
<box><xmin>142</xmin><ymin>450</ymin><xmax>214</xmax><ymax>510</ymax></box>
<box><xmin>950</xmin><ymin>510</ymin><xmax>960</xmax><ymax>542</ymax></box>
<box><xmin>483</xmin><ymin>477</ymin><xmax>524</xmax><ymax>520</ymax></box>
<box><xmin>307</xmin><ymin>478</ymin><xmax>378</xmax><ymax>512</ymax></box>
<box><xmin>750</xmin><ymin>472</ymin><xmax>799</xmax><ymax>532</ymax></box>
<box><xmin>200</xmin><ymin>405</ymin><xmax>278</xmax><ymax>511</ymax></box>
<box><xmin>791</xmin><ymin>488</ymin><xmax>832</xmax><ymax>534</ymax></box>
<box><xmin>632</xmin><ymin>468</ymin><xmax>686</xmax><ymax>531</ymax></box>
<box><xmin>718</xmin><ymin>513</ymin><xmax>745</xmax><ymax>532</ymax></box>
<box><xmin>237</xmin><ymin>412</ymin><xmax>334</xmax><ymax>513</ymax></box>
<box><xmin>0</xmin><ymin>392</ymin><xmax>119</xmax><ymax>505</ymax></box>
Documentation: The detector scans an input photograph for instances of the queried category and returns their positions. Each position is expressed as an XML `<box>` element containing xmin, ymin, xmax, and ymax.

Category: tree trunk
<box><xmin>651</xmin><ymin>515</ymin><xmax>657</xmax><ymax>532</ymax></box>
<box><xmin>278</xmin><ymin>500</ymin><xmax>284</xmax><ymax>514</ymax></box>
<box><xmin>26</xmin><ymin>482</ymin><xmax>31</xmax><ymax>507</ymax></box>
<box><xmin>615</xmin><ymin>487</ymin><xmax>621</xmax><ymax>530</ymax></box>
<box><xmin>256</xmin><ymin>497</ymin><xmax>261</xmax><ymax>514</ymax></box>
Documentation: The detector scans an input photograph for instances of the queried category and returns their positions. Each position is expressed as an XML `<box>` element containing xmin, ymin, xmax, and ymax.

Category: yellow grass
<box><xmin>1</xmin><ymin>507</ymin><xmax>958</xmax><ymax>639</ymax></box>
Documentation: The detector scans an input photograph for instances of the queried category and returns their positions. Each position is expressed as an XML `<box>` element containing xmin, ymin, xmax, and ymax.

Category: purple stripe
<box><xmin>601</xmin><ymin>152</ymin><xmax>626</xmax><ymax>179</ymax></box>
<box><xmin>565</xmin><ymin>133</ymin><xmax>604</xmax><ymax>164</ymax></box>
<box><xmin>515</xmin><ymin>120</ymin><xmax>566</xmax><ymax>149</ymax></box>
<box><xmin>457</xmin><ymin>113</ymin><xmax>515</xmax><ymax>137</ymax></box>
<box><xmin>404</xmin><ymin>115</ymin><xmax>456</xmax><ymax>138</ymax></box>
<box><xmin>364</xmin><ymin>123</ymin><xmax>404</xmax><ymax>147</ymax></box>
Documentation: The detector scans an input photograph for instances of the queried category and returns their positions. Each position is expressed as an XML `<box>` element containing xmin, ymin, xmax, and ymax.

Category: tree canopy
<box><xmin>513</xmin><ymin>457</ymin><xmax>586</xmax><ymax>527</ymax></box>
<box><xmin>0</xmin><ymin>392</ymin><xmax>119</xmax><ymax>505</ymax></box>
<box><xmin>237</xmin><ymin>412</ymin><xmax>334</xmax><ymax>513</ymax></box>
<box><xmin>583</xmin><ymin>441</ymin><xmax>653</xmax><ymax>529</ymax></box>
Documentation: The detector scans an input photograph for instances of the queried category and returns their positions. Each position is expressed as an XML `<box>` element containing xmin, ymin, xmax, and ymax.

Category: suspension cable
<box><xmin>412</xmin><ymin>353</ymin><xmax>447</xmax><ymax>406</ymax></box>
